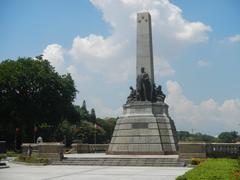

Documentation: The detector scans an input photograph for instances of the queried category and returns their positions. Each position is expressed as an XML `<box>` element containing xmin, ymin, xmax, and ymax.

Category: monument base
<box><xmin>107</xmin><ymin>101</ymin><xmax>178</xmax><ymax>155</ymax></box>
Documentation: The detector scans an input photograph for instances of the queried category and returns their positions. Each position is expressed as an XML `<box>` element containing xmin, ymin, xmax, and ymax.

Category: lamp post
<box><xmin>15</xmin><ymin>128</ymin><xmax>20</xmax><ymax>151</ymax></box>
<box><xmin>94</xmin><ymin>123</ymin><xmax>97</xmax><ymax>153</ymax></box>
<box><xmin>34</xmin><ymin>126</ymin><xmax>37</xmax><ymax>143</ymax></box>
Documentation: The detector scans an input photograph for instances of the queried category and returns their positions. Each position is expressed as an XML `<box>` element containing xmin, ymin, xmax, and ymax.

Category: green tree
<box><xmin>177</xmin><ymin>131</ymin><xmax>190</xmax><ymax>141</ymax></box>
<box><xmin>218</xmin><ymin>131</ymin><xmax>238</xmax><ymax>143</ymax></box>
<box><xmin>90</xmin><ymin>108</ymin><xmax>96</xmax><ymax>123</ymax></box>
<box><xmin>75</xmin><ymin>100</ymin><xmax>90</xmax><ymax>121</ymax></box>
<box><xmin>81</xmin><ymin>100</ymin><xmax>87</xmax><ymax>112</ymax></box>
<box><xmin>0</xmin><ymin>57</ymin><xmax>79</xmax><ymax>144</ymax></box>
<box><xmin>177</xmin><ymin>131</ymin><xmax>216</xmax><ymax>142</ymax></box>
<box><xmin>96</xmin><ymin>117</ymin><xmax>116</xmax><ymax>143</ymax></box>
<box><xmin>55</xmin><ymin>120</ymin><xmax>74</xmax><ymax>146</ymax></box>
<box><xmin>74</xmin><ymin>121</ymin><xmax>106</xmax><ymax>144</ymax></box>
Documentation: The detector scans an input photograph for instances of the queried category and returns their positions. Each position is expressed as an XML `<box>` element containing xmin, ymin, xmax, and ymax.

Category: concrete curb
<box><xmin>0</xmin><ymin>165</ymin><xmax>10</xmax><ymax>169</ymax></box>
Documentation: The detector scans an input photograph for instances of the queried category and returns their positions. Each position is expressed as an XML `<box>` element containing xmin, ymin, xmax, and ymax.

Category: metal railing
<box><xmin>206</xmin><ymin>143</ymin><xmax>240</xmax><ymax>158</ymax></box>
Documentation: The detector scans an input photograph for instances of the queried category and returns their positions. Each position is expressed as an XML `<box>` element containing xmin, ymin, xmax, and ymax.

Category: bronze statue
<box><xmin>155</xmin><ymin>85</ymin><xmax>165</xmax><ymax>102</ymax></box>
<box><xmin>126</xmin><ymin>86</ymin><xmax>137</xmax><ymax>103</ymax></box>
<box><xmin>136</xmin><ymin>67</ymin><xmax>152</xmax><ymax>101</ymax></box>
<box><xmin>126</xmin><ymin>67</ymin><xmax>166</xmax><ymax>104</ymax></box>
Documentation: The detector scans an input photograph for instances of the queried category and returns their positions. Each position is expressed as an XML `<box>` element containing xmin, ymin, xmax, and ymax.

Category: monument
<box><xmin>107</xmin><ymin>12</ymin><xmax>178</xmax><ymax>155</ymax></box>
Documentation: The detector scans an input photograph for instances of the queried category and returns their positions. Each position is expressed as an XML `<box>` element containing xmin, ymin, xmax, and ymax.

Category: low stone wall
<box><xmin>72</xmin><ymin>144</ymin><xmax>108</xmax><ymax>153</ymax></box>
<box><xmin>206</xmin><ymin>143</ymin><xmax>240</xmax><ymax>158</ymax></box>
<box><xmin>179</xmin><ymin>142</ymin><xmax>207</xmax><ymax>160</ymax></box>
<box><xmin>179</xmin><ymin>142</ymin><xmax>240</xmax><ymax>160</ymax></box>
<box><xmin>22</xmin><ymin>143</ymin><xmax>64</xmax><ymax>160</ymax></box>
<box><xmin>22</xmin><ymin>143</ymin><xmax>39</xmax><ymax>156</ymax></box>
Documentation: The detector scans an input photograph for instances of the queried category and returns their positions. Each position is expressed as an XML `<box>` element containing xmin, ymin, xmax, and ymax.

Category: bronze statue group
<box><xmin>127</xmin><ymin>67</ymin><xmax>165</xmax><ymax>104</ymax></box>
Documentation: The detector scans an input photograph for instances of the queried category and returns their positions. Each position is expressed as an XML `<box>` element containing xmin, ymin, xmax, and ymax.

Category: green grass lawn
<box><xmin>177</xmin><ymin>158</ymin><xmax>240</xmax><ymax>180</ymax></box>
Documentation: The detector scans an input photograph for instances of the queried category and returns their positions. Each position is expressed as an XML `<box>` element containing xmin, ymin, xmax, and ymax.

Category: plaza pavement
<box><xmin>0</xmin><ymin>161</ymin><xmax>191</xmax><ymax>180</ymax></box>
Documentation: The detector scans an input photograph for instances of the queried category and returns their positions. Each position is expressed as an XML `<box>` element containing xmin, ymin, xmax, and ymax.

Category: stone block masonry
<box><xmin>107</xmin><ymin>12</ymin><xmax>178</xmax><ymax>155</ymax></box>
<box><xmin>108</xmin><ymin>102</ymin><xmax>178</xmax><ymax>155</ymax></box>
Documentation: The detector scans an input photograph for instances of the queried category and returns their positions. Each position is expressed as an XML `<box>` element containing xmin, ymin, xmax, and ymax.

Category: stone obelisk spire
<box><xmin>136</xmin><ymin>12</ymin><xmax>154</xmax><ymax>84</ymax></box>
<box><xmin>107</xmin><ymin>12</ymin><xmax>178</xmax><ymax>155</ymax></box>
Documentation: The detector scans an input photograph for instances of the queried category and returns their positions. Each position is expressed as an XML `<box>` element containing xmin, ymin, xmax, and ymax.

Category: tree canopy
<box><xmin>218</xmin><ymin>131</ymin><xmax>238</xmax><ymax>143</ymax></box>
<box><xmin>0</xmin><ymin>57</ymin><xmax>79</xmax><ymax>143</ymax></box>
<box><xmin>0</xmin><ymin>57</ymin><xmax>117</xmax><ymax>148</ymax></box>
<box><xmin>177</xmin><ymin>130</ymin><xmax>240</xmax><ymax>143</ymax></box>
<box><xmin>177</xmin><ymin>131</ymin><xmax>217</xmax><ymax>142</ymax></box>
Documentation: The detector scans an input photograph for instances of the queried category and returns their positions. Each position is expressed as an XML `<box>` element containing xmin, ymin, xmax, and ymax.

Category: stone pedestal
<box><xmin>107</xmin><ymin>101</ymin><xmax>178</xmax><ymax>155</ymax></box>
<box><xmin>22</xmin><ymin>143</ymin><xmax>64</xmax><ymax>160</ymax></box>
<box><xmin>38</xmin><ymin>143</ymin><xmax>64</xmax><ymax>160</ymax></box>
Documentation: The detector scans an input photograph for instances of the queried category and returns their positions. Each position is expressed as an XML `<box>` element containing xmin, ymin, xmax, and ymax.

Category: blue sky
<box><xmin>1</xmin><ymin>0</ymin><xmax>240</xmax><ymax>135</ymax></box>
<box><xmin>0</xmin><ymin>0</ymin><xmax>109</xmax><ymax>57</ymax></box>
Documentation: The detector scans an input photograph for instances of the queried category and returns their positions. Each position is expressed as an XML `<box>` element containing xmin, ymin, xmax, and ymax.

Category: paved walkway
<box><xmin>0</xmin><ymin>162</ymin><xmax>191</xmax><ymax>180</ymax></box>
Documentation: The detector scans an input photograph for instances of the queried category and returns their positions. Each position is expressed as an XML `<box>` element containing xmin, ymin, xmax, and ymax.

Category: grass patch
<box><xmin>6</xmin><ymin>151</ymin><xmax>19</xmax><ymax>157</ymax></box>
<box><xmin>0</xmin><ymin>151</ymin><xmax>20</xmax><ymax>160</ymax></box>
<box><xmin>177</xmin><ymin>158</ymin><xmax>240</xmax><ymax>180</ymax></box>
<box><xmin>15</xmin><ymin>155</ymin><xmax>49</xmax><ymax>164</ymax></box>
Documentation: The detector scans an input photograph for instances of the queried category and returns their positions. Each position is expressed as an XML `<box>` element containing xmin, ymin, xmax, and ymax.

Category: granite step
<box><xmin>51</xmin><ymin>157</ymin><xmax>186</xmax><ymax>167</ymax></box>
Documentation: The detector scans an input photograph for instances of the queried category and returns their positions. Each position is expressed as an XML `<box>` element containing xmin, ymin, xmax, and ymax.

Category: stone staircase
<box><xmin>51</xmin><ymin>157</ymin><xmax>186</xmax><ymax>167</ymax></box>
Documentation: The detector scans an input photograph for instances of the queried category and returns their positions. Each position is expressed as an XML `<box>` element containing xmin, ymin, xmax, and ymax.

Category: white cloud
<box><xmin>154</xmin><ymin>56</ymin><xmax>175</xmax><ymax>78</ymax></box>
<box><xmin>43</xmin><ymin>44</ymin><xmax>64</xmax><ymax>71</ymax></box>
<box><xmin>176</xmin><ymin>22</ymin><xmax>211</xmax><ymax>42</ymax></box>
<box><xmin>197</xmin><ymin>60</ymin><xmax>208</xmax><ymax>67</ymax></box>
<box><xmin>42</xmin><ymin>0</ymin><xmax>213</xmax><ymax>119</ymax></box>
<box><xmin>89</xmin><ymin>97</ymin><xmax>122</xmax><ymax>118</ymax></box>
<box><xmin>69</xmin><ymin>35</ymin><xmax>130</xmax><ymax>83</ymax></box>
<box><xmin>66</xmin><ymin>65</ymin><xmax>91</xmax><ymax>82</ymax></box>
<box><xmin>66</xmin><ymin>0</ymin><xmax>211</xmax><ymax>83</ymax></box>
<box><xmin>69</xmin><ymin>35</ymin><xmax>122</xmax><ymax>59</ymax></box>
<box><xmin>90</xmin><ymin>0</ymin><xmax>211</xmax><ymax>43</ymax></box>
<box><xmin>166</xmin><ymin>80</ymin><xmax>240</xmax><ymax>135</ymax></box>
<box><xmin>43</xmin><ymin>0</ymin><xmax>211</xmax><ymax>84</ymax></box>
<box><xmin>229</xmin><ymin>34</ymin><xmax>240</xmax><ymax>43</ymax></box>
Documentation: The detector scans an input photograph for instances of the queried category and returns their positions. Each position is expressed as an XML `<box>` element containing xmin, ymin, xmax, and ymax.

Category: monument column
<box><xmin>107</xmin><ymin>12</ymin><xmax>178</xmax><ymax>155</ymax></box>
<box><xmin>136</xmin><ymin>12</ymin><xmax>154</xmax><ymax>84</ymax></box>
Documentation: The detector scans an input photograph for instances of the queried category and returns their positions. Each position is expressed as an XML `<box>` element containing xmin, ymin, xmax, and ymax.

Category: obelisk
<box><xmin>107</xmin><ymin>12</ymin><xmax>178</xmax><ymax>155</ymax></box>
<box><xmin>136</xmin><ymin>12</ymin><xmax>154</xmax><ymax>84</ymax></box>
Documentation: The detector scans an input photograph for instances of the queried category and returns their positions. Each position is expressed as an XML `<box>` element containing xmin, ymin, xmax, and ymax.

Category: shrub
<box><xmin>6</xmin><ymin>151</ymin><xmax>19</xmax><ymax>157</ymax></box>
<box><xmin>176</xmin><ymin>175</ymin><xmax>187</xmax><ymax>180</ymax></box>
<box><xmin>16</xmin><ymin>155</ymin><xmax>49</xmax><ymax>164</ymax></box>
<box><xmin>190</xmin><ymin>158</ymin><xmax>206</xmax><ymax>165</ymax></box>
<box><xmin>0</xmin><ymin>154</ymin><xmax>7</xmax><ymax>160</ymax></box>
